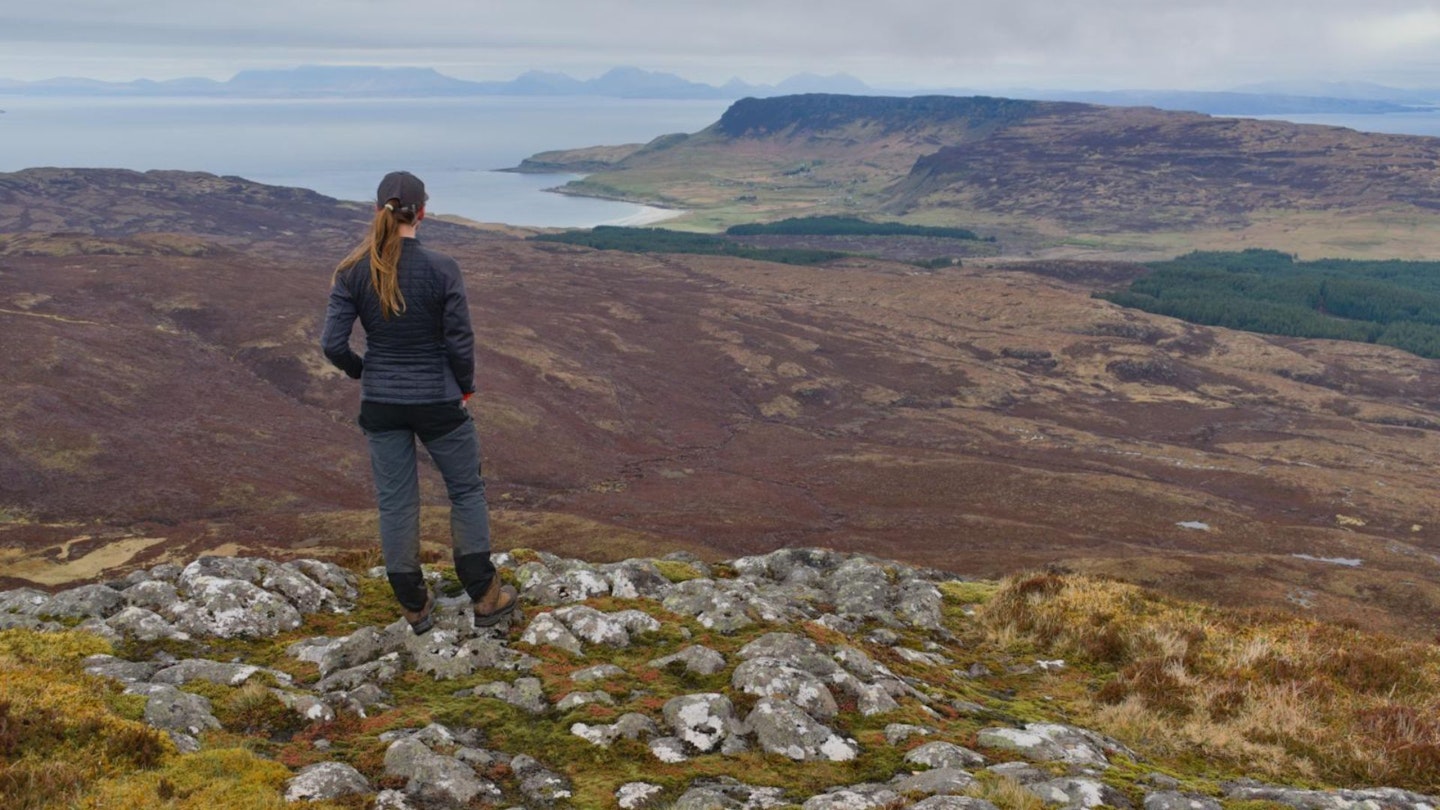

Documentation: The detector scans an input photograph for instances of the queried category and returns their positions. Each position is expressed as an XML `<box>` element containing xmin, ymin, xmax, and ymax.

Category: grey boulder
<box><xmin>285</xmin><ymin>761</ymin><xmax>372</xmax><ymax>803</ymax></box>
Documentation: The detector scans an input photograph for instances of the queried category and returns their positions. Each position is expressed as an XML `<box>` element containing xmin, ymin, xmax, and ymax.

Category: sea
<box><xmin>4</xmin><ymin>95</ymin><xmax>1440</xmax><ymax>228</ymax></box>
<box><xmin>0</xmin><ymin>96</ymin><xmax>732</xmax><ymax>227</ymax></box>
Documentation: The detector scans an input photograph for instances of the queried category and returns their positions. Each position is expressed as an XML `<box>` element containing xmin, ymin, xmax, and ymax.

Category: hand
<box><xmin>462</xmin><ymin>392</ymin><xmax>473</xmax><ymax>404</ymax></box>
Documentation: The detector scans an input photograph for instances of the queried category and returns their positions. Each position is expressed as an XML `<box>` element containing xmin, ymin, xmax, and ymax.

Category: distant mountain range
<box><xmin>0</xmin><ymin>65</ymin><xmax>1435</xmax><ymax>115</ymax></box>
<box><xmin>0</xmin><ymin>65</ymin><xmax>871</xmax><ymax>101</ymax></box>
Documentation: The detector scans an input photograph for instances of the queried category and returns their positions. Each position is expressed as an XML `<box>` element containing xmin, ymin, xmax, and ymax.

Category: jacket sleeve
<box><xmin>321</xmin><ymin>272</ymin><xmax>365</xmax><ymax>379</ymax></box>
<box><xmin>439</xmin><ymin>257</ymin><xmax>477</xmax><ymax>395</ymax></box>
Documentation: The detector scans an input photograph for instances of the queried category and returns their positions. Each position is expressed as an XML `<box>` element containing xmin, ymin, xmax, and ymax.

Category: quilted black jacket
<box><xmin>321</xmin><ymin>237</ymin><xmax>475</xmax><ymax>404</ymax></box>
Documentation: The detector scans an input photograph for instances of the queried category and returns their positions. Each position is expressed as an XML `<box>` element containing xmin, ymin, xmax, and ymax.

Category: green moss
<box><xmin>0</xmin><ymin>628</ymin><xmax>112</xmax><ymax>664</ymax></box>
<box><xmin>80</xmin><ymin>747</ymin><xmax>294</xmax><ymax>809</ymax></box>
<box><xmin>0</xmin><ymin>641</ymin><xmax>174</xmax><ymax>810</ymax></box>
<box><xmin>654</xmin><ymin>560</ymin><xmax>704</xmax><ymax>583</ymax></box>
<box><xmin>939</xmin><ymin>580</ymin><xmax>1000</xmax><ymax>605</ymax></box>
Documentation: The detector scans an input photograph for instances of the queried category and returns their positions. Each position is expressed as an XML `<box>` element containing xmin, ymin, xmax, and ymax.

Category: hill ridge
<box><xmin>522</xmin><ymin>93</ymin><xmax>1440</xmax><ymax>257</ymax></box>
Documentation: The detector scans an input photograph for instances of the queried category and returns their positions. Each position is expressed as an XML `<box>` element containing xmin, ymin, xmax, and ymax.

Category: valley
<box><xmin>3</xmin><ymin>163</ymin><xmax>1440</xmax><ymax>638</ymax></box>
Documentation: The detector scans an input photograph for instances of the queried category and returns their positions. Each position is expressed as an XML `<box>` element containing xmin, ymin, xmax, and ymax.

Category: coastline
<box><xmin>537</xmin><ymin>176</ymin><xmax>686</xmax><ymax>227</ymax></box>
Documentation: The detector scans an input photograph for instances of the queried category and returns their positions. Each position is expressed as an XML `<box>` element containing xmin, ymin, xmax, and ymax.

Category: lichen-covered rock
<box><xmin>147</xmin><ymin>562</ymin><xmax>183</xmax><ymax>583</ymax></box>
<box><xmin>739</xmin><ymin>632</ymin><xmax>820</xmax><ymax>661</ymax></box>
<box><xmin>745</xmin><ymin>697</ymin><xmax>858</xmax><ymax>762</ymax></box>
<box><xmin>663</xmin><ymin>693</ymin><xmax>740</xmax><ymax>754</ymax></box>
<box><xmin>179</xmin><ymin>556</ymin><xmax>267</xmax><ymax>587</ymax></box>
<box><xmin>617</xmin><ymin>782</ymin><xmax>666</xmax><ymax>809</ymax></box>
<box><xmin>290</xmin><ymin>626</ymin><xmax>388</xmax><ymax>677</ymax></box>
<box><xmin>977</xmin><ymin>723</ymin><xmax>1127</xmax><ymax>767</ymax></box>
<box><xmin>607</xmin><ymin>560</ymin><xmax>675</xmax><ymax>600</ymax></box>
<box><xmin>409</xmin><ymin>630</ymin><xmax>514</xmax><ymax>680</ymax></box>
<box><xmin>554</xmin><ymin>605</ymin><xmax>631</xmax><ymax>647</ymax></box>
<box><xmin>271</xmin><ymin>689</ymin><xmax>335</xmax><ymax>723</ymax></box>
<box><xmin>612</xmin><ymin>608</ymin><xmax>663</xmax><ymax>635</ymax></box>
<box><xmin>571</xmin><ymin>663</ymin><xmax>625</xmax><ymax>682</ymax></box>
<box><xmin>131</xmin><ymin>683</ymin><xmax>221</xmax><ymax>736</ymax></box>
<box><xmin>1026</xmin><ymin>778</ymin><xmax>1135</xmax><ymax>809</ymax></box>
<box><xmin>105</xmin><ymin>606</ymin><xmax>185</xmax><ymax>641</ymax></box>
<box><xmin>315</xmin><ymin>653</ymin><xmax>404</xmax><ymax>692</ymax></box>
<box><xmin>73</xmin><ymin>617</ymin><xmax>123</xmax><ymax>644</ymax></box>
<box><xmin>988</xmin><ymin>762</ymin><xmax>1051</xmax><ymax>785</ymax></box>
<box><xmin>83</xmin><ymin>654</ymin><xmax>162</xmax><ymax>683</ymax></box>
<box><xmin>520</xmin><ymin>612</ymin><xmax>584</xmax><ymax>655</ymax></box>
<box><xmin>909</xmin><ymin>798</ymin><xmax>1001</xmax><ymax>810</ymax></box>
<box><xmin>1144</xmin><ymin>792</ymin><xmax>1223</xmax><ymax>810</ymax></box>
<box><xmin>732</xmin><ymin>657</ymin><xmax>838</xmax><ymax>720</ymax></box>
<box><xmin>374</xmin><ymin>789</ymin><xmax>418</xmax><ymax>810</ymax></box>
<box><xmin>474</xmin><ymin>677</ymin><xmax>548</xmax><ymax>715</ymax></box>
<box><xmin>151</xmin><ymin>659</ymin><xmax>262</xmax><ymax>686</ymax></box>
<box><xmin>122</xmin><ymin>579</ymin><xmax>180</xmax><ymax>612</ymax></box>
<box><xmin>0</xmin><ymin>588</ymin><xmax>52</xmax><ymax>615</ymax></box>
<box><xmin>0</xmin><ymin>613</ymin><xmax>56</xmax><ymax>631</ymax></box>
<box><xmin>891</xmin><ymin>768</ymin><xmax>977</xmax><ymax>796</ymax></box>
<box><xmin>555</xmin><ymin>690</ymin><xmax>614</xmax><ymax>712</ymax></box>
<box><xmin>510</xmin><ymin>753</ymin><xmax>573</xmax><ymax>805</ymax></box>
<box><xmin>649</xmin><ymin>736</ymin><xmax>689</xmax><ymax>763</ymax></box>
<box><xmin>885</xmin><ymin>723</ymin><xmax>934</xmax><ymax>746</ymax></box>
<box><xmin>663</xmin><ymin>579</ymin><xmax>722</xmax><ymax>616</ymax></box>
<box><xmin>262</xmin><ymin>564</ymin><xmax>338</xmax><ymax>614</ymax></box>
<box><xmin>670</xmin><ymin>777</ymin><xmax>788</xmax><ymax>810</ymax></box>
<box><xmin>650</xmin><ymin>645</ymin><xmax>727</xmax><ymax>676</ymax></box>
<box><xmin>42</xmin><ymin>584</ymin><xmax>125</xmax><ymax>619</ymax></box>
<box><xmin>905</xmin><ymin>741</ymin><xmax>988</xmax><ymax>770</ymax></box>
<box><xmin>527</xmin><ymin>567</ymin><xmax>611</xmax><ymax>604</ymax></box>
<box><xmin>290</xmin><ymin>558</ymin><xmax>359</xmax><ymax>601</ymax></box>
<box><xmin>828</xmin><ymin>557</ymin><xmax>892</xmax><ymax>619</ymax></box>
<box><xmin>166</xmin><ymin>576</ymin><xmax>301</xmax><ymax>638</ymax></box>
<box><xmin>894</xmin><ymin>647</ymin><xmax>950</xmax><ymax>666</ymax></box>
<box><xmin>285</xmin><ymin>761</ymin><xmax>372</xmax><ymax>803</ymax></box>
<box><xmin>383</xmin><ymin>737</ymin><xmax>501</xmax><ymax>808</ymax></box>
<box><xmin>802</xmin><ymin>783</ymin><xmax>902</xmax><ymax>810</ymax></box>
<box><xmin>573</xmin><ymin>711</ymin><xmax>662</xmax><ymax>743</ymax></box>
<box><xmin>663</xmin><ymin>580</ymin><xmax>755</xmax><ymax>633</ymax></box>
<box><xmin>895</xmin><ymin>579</ymin><xmax>945</xmax><ymax>630</ymax></box>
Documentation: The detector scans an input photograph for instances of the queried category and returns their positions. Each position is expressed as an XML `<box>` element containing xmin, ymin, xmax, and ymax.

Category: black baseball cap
<box><xmin>376</xmin><ymin>171</ymin><xmax>428</xmax><ymax>212</ymax></box>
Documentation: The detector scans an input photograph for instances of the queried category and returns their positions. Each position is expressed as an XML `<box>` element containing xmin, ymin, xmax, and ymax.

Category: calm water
<box><xmin>1250</xmin><ymin>111</ymin><xmax>1440</xmax><ymax>137</ymax></box>
<box><xmin>4</xmin><ymin>96</ymin><xmax>1440</xmax><ymax>227</ymax></box>
<box><xmin>0</xmin><ymin>96</ymin><xmax>732</xmax><ymax>227</ymax></box>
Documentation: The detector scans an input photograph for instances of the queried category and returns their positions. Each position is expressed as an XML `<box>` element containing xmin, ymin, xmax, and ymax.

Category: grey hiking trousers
<box><xmin>360</xmin><ymin>401</ymin><xmax>495</xmax><ymax>610</ymax></box>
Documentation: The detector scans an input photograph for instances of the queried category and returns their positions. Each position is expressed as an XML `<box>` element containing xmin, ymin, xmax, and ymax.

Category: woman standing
<box><xmin>322</xmin><ymin>170</ymin><xmax>515</xmax><ymax>634</ymax></box>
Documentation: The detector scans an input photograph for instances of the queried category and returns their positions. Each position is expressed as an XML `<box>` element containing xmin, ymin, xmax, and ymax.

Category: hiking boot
<box><xmin>402</xmin><ymin>588</ymin><xmax>436</xmax><ymax>636</ymax></box>
<box><xmin>472</xmin><ymin>575</ymin><xmax>517</xmax><ymax>628</ymax></box>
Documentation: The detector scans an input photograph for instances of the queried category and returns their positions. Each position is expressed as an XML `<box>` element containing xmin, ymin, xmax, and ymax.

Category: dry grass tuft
<box><xmin>0</xmin><ymin>630</ymin><xmax>173</xmax><ymax>809</ymax></box>
<box><xmin>979</xmin><ymin>573</ymin><xmax>1440</xmax><ymax>790</ymax></box>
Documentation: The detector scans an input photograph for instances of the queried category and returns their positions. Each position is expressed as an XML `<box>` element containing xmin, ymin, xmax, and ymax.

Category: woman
<box><xmin>322</xmin><ymin>170</ymin><xmax>516</xmax><ymax>634</ymax></box>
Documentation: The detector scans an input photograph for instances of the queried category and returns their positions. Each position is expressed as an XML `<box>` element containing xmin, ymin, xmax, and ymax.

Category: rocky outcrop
<box><xmin>6</xmin><ymin>547</ymin><xmax>1438</xmax><ymax>809</ymax></box>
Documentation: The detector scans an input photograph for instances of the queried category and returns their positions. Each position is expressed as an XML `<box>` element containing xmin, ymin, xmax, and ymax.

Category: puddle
<box><xmin>1291</xmin><ymin>554</ymin><xmax>1363</xmax><ymax>568</ymax></box>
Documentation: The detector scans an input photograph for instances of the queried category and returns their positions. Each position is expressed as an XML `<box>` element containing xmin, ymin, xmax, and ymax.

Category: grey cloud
<box><xmin>4</xmin><ymin>1</ymin><xmax>1440</xmax><ymax>88</ymax></box>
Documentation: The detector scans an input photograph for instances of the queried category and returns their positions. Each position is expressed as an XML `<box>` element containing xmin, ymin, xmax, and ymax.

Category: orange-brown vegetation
<box><xmin>980</xmin><ymin>573</ymin><xmax>1440</xmax><ymax>787</ymax></box>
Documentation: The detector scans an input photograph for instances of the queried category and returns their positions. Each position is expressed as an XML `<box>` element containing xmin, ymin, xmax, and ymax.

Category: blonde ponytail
<box><xmin>335</xmin><ymin>203</ymin><xmax>415</xmax><ymax>319</ymax></box>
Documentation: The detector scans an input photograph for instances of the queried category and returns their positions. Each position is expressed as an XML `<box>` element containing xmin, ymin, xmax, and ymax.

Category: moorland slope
<box><xmin>2</xmin><ymin>169</ymin><xmax>1440</xmax><ymax>639</ymax></box>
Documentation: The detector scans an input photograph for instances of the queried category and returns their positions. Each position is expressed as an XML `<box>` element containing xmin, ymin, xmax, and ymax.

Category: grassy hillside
<box><xmin>520</xmin><ymin>94</ymin><xmax>1440</xmax><ymax>259</ymax></box>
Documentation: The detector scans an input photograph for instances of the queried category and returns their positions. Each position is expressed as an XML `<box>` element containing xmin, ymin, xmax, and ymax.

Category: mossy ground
<box><xmin>6</xmin><ymin>559</ymin><xmax>1440</xmax><ymax>807</ymax></box>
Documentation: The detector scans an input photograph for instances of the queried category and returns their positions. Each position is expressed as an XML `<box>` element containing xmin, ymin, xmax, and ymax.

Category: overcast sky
<box><xmin>5</xmin><ymin>1</ymin><xmax>1440</xmax><ymax>90</ymax></box>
